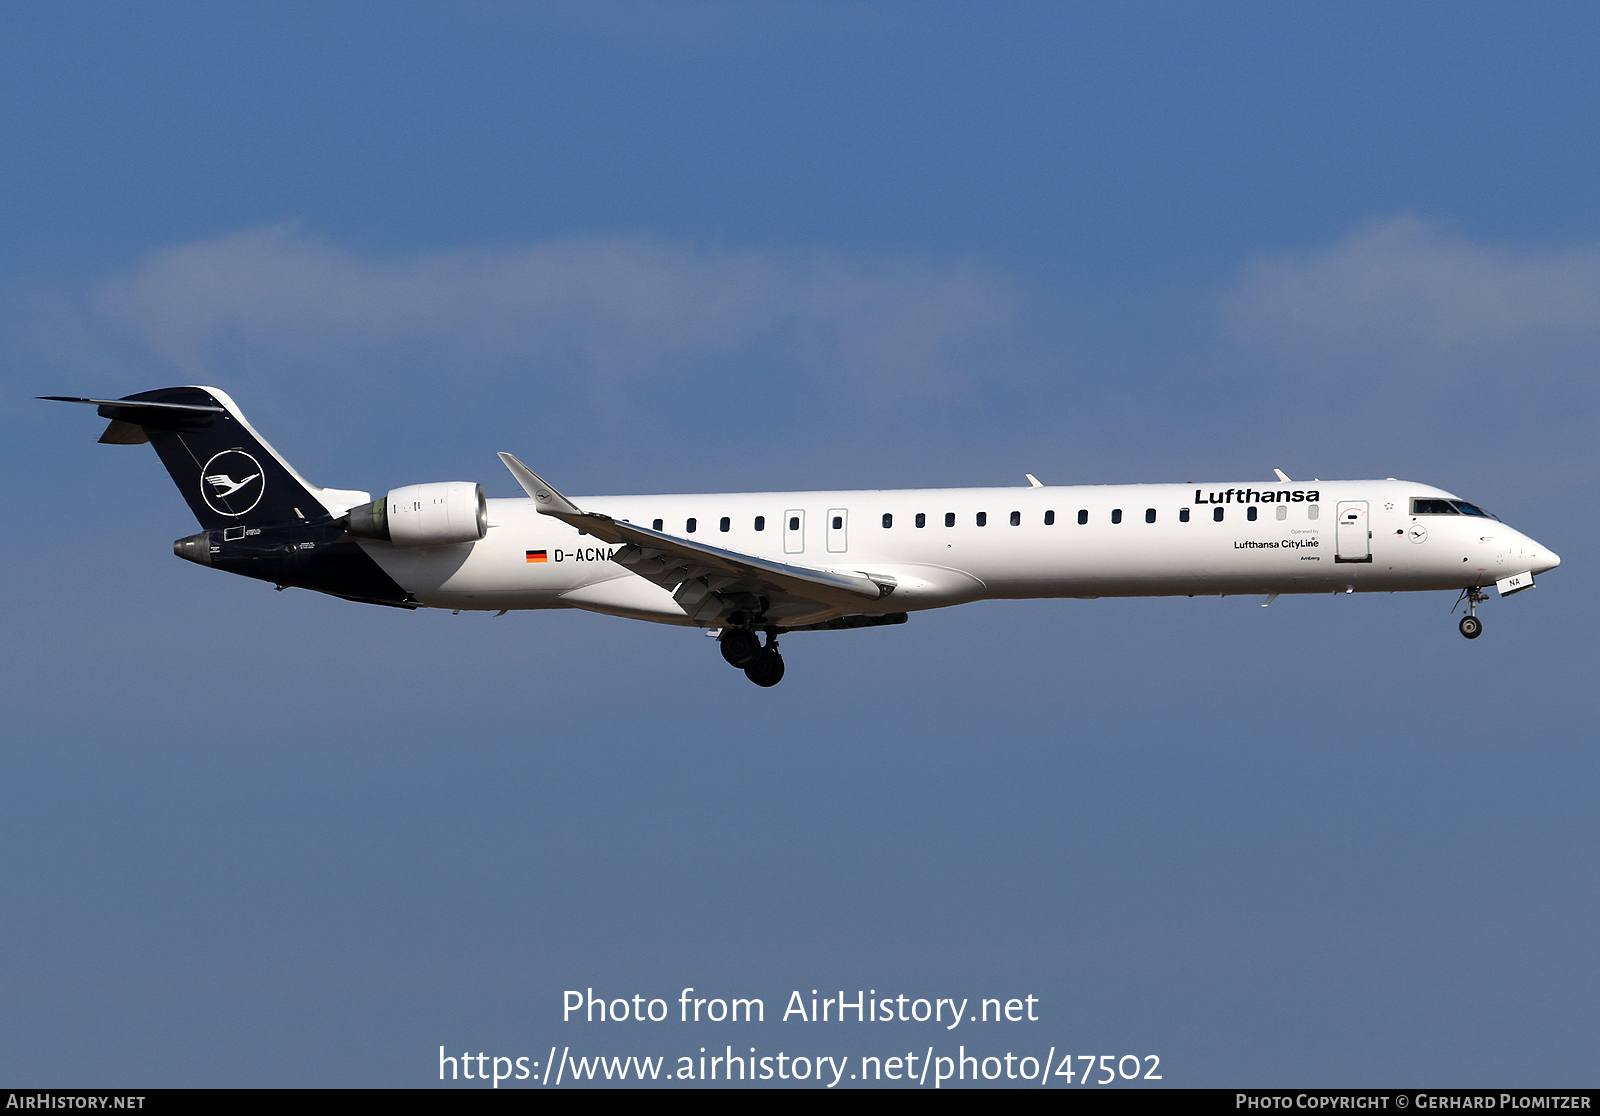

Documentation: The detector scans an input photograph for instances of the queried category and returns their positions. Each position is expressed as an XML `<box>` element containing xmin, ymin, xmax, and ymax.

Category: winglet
<box><xmin>1025</xmin><ymin>473</ymin><xmax>1044</xmax><ymax>488</ymax></box>
<box><xmin>1274</xmin><ymin>468</ymin><xmax>1292</xmax><ymax>483</ymax></box>
<box><xmin>497</xmin><ymin>453</ymin><xmax>584</xmax><ymax>516</ymax></box>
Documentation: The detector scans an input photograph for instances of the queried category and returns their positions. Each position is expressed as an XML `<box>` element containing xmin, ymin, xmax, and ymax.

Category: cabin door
<box><xmin>1336</xmin><ymin>500</ymin><xmax>1371</xmax><ymax>562</ymax></box>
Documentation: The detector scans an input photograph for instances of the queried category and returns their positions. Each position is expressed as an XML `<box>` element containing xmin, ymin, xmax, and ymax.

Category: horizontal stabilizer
<box><xmin>42</xmin><ymin>396</ymin><xmax>226</xmax><ymax>415</ymax></box>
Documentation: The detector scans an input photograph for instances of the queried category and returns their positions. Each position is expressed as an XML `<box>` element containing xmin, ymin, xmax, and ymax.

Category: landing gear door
<box><xmin>1336</xmin><ymin>500</ymin><xmax>1370</xmax><ymax>562</ymax></box>
<box><xmin>826</xmin><ymin>508</ymin><xmax>848</xmax><ymax>553</ymax></box>
<box><xmin>784</xmin><ymin>509</ymin><xmax>805</xmax><ymax>555</ymax></box>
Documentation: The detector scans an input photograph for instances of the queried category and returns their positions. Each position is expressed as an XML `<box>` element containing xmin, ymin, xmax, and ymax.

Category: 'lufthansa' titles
<box><xmin>1195</xmin><ymin>488</ymin><xmax>1320</xmax><ymax>505</ymax></box>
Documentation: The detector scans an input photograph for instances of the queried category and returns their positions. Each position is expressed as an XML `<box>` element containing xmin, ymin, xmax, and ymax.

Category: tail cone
<box><xmin>173</xmin><ymin>532</ymin><xmax>212</xmax><ymax>567</ymax></box>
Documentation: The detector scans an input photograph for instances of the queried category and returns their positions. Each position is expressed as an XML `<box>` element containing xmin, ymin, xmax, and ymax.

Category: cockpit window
<box><xmin>1411</xmin><ymin>497</ymin><xmax>1499</xmax><ymax>520</ymax></box>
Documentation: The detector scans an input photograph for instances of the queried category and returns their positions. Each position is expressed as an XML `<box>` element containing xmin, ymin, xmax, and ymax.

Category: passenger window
<box><xmin>686</xmin><ymin>518</ymin><xmax>697</xmax><ymax>533</ymax></box>
<box><xmin>1247</xmin><ymin>506</ymin><xmax>1257</xmax><ymax>521</ymax></box>
<box><xmin>754</xmin><ymin>516</ymin><xmax>765</xmax><ymax>531</ymax></box>
<box><xmin>1307</xmin><ymin>505</ymin><xmax>1319</xmax><ymax>520</ymax></box>
<box><xmin>652</xmin><ymin>518</ymin><xmax>663</xmax><ymax>531</ymax></box>
<box><xmin>1145</xmin><ymin>508</ymin><xmax>1156</xmax><ymax>523</ymax></box>
<box><xmin>1179</xmin><ymin>507</ymin><xmax>1190</xmax><ymax>522</ymax></box>
<box><xmin>882</xmin><ymin>513</ymin><xmax>892</xmax><ymax>529</ymax></box>
<box><xmin>832</xmin><ymin>515</ymin><xmax>843</xmax><ymax>530</ymax></box>
<box><xmin>916</xmin><ymin>513</ymin><xmax>926</xmax><ymax>528</ymax></box>
<box><xmin>1044</xmin><ymin>510</ymin><xmax>1055</xmax><ymax>525</ymax></box>
<box><xmin>1213</xmin><ymin>507</ymin><xmax>1224</xmax><ymax>522</ymax></box>
<box><xmin>717</xmin><ymin>516</ymin><xmax>728</xmax><ymax>532</ymax></box>
<box><xmin>1111</xmin><ymin>509</ymin><xmax>1122</xmax><ymax>524</ymax></box>
<box><xmin>1010</xmin><ymin>510</ymin><xmax>1021</xmax><ymax>526</ymax></box>
<box><xmin>789</xmin><ymin>516</ymin><xmax>800</xmax><ymax>531</ymax></box>
<box><xmin>976</xmin><ymin>512</ymin><xmax>987</xmax><ymax>526</ymax></box>
<box><xmin>945</xmin><ymin>512</ymin><xmax>955</xmax><ymax>527</ymax></box>
<box><xmin>1275</xmin><ymin>505</ymin><xmax>1287</xmax><ymax>521</ymax></box>
<box><xmin>1077</xmin><ymin>509</ymin><xmax>1088</xmax><ymax>525</ymax></box>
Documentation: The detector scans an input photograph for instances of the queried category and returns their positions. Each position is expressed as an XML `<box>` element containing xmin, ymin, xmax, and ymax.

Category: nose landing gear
<box><xmin>718</xmin><ymin>624</ymin><xmax>786</xmax><ymax>686</ymax></box>
<box><xmin>1453</xmin><ymin>587</ymin><xmax>1486</xmax><ymax>639</ymax></box>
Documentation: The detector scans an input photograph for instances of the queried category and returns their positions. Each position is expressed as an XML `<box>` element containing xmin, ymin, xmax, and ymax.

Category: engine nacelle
<box><xmin>345</xmin><ymin>482</ymin><xmax>488</xmax><ymax>547</ymax></box>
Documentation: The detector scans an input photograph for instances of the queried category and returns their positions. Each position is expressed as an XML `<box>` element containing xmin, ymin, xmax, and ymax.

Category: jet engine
<box><xmin>344</xmin><ymin>482</ymin><xmax>488</xmax><ymax>546</ymax></box>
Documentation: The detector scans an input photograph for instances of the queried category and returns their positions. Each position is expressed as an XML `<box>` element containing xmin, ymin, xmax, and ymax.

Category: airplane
<box><xmin>44</xmin><ymin>386</ymin><xmax>1561</xmax><ymax>687</ymax></box>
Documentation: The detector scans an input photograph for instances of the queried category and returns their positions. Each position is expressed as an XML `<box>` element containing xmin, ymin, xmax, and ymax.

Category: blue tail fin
<box><xmin>44</xmin><ymin>386</ymin><xmax>369</xmax><ymax>529</ymax></box>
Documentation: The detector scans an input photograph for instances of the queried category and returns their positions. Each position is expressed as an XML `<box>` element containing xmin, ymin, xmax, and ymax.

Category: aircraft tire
<box><xmin>720</xmin><ymin>627</ymin><xmax>761</xmax><ymax>667</ymax></box>
<box><xmin>744</xmin><ymin>649</ymin><xmax>785</xmax><ymax>687</ymax></box>
<box><xmin>1459</xmin><ymin>615</ymin><xmax>1483</xmax><ymax>639</ymax></box>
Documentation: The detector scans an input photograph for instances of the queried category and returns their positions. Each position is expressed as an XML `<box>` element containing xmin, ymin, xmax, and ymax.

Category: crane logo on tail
<box><xmin>200</xmin><ymin>450</ymin><xmax>265</xmax><ymax>516</ymax></box>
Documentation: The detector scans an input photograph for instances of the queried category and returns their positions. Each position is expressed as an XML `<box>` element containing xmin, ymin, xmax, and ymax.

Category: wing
<box><xmin>497</xmin><ymin>453</ymin><xmax>898</xmax><ymax>624</ymax></box>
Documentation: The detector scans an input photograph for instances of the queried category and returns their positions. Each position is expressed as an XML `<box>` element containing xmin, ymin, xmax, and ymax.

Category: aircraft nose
<box><xmin>1520</xmin><ymin>535</ymin><xmax>1560</xmax><ymax>574</ymax></box>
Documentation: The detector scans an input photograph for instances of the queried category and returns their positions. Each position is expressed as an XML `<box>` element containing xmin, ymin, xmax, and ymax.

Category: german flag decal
<box><xmin>525</xmin><ymin>550</ymin><xmax>548</xmax><ymax>563</ymax></box>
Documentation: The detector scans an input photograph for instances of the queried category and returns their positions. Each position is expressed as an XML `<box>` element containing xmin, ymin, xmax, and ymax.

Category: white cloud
<box><xmin>1216</xmin><ymin>218</ymin><xmax>1600</xmax><ymax>489</ymax></box>
<box><xmin>1225</xmin><ymin>217</ymin><xmax>1600</xmax><ymax>371</ymax></box>
<box><xmin>87</xmin><ymin>224</ymin><xmax>1014</xmax><ymax>404</ymax></box>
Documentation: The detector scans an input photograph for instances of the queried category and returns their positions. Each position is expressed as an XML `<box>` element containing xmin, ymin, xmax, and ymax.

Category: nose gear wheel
<box><xmin>1453</xmin><ymin>587</ymin><xmax>1487</xmax><ymax>639</ymax></box>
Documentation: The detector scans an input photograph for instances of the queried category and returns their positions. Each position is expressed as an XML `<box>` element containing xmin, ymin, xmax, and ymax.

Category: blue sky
<box><xmin>2</xmin><ymin>2</ymin><xmax>1596</xmax><ymax>1087</ymax></box>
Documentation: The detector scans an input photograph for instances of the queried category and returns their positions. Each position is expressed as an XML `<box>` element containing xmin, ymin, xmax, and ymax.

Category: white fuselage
<box><xmin>357</xmin><ymin>479</ymin><xmax>1561</xmax><ymax>626</ymax></box>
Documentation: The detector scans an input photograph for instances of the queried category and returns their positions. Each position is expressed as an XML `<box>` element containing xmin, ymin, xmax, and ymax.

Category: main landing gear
<box><xmin>1454</xmin><ymin>587</ymin><xmax>1486</xmax><ymax>639</ymax></box>
<box><xmin>718</xmin><ymin>625</ymin><xmax>785</xmax><ymax>687</ymax></box>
